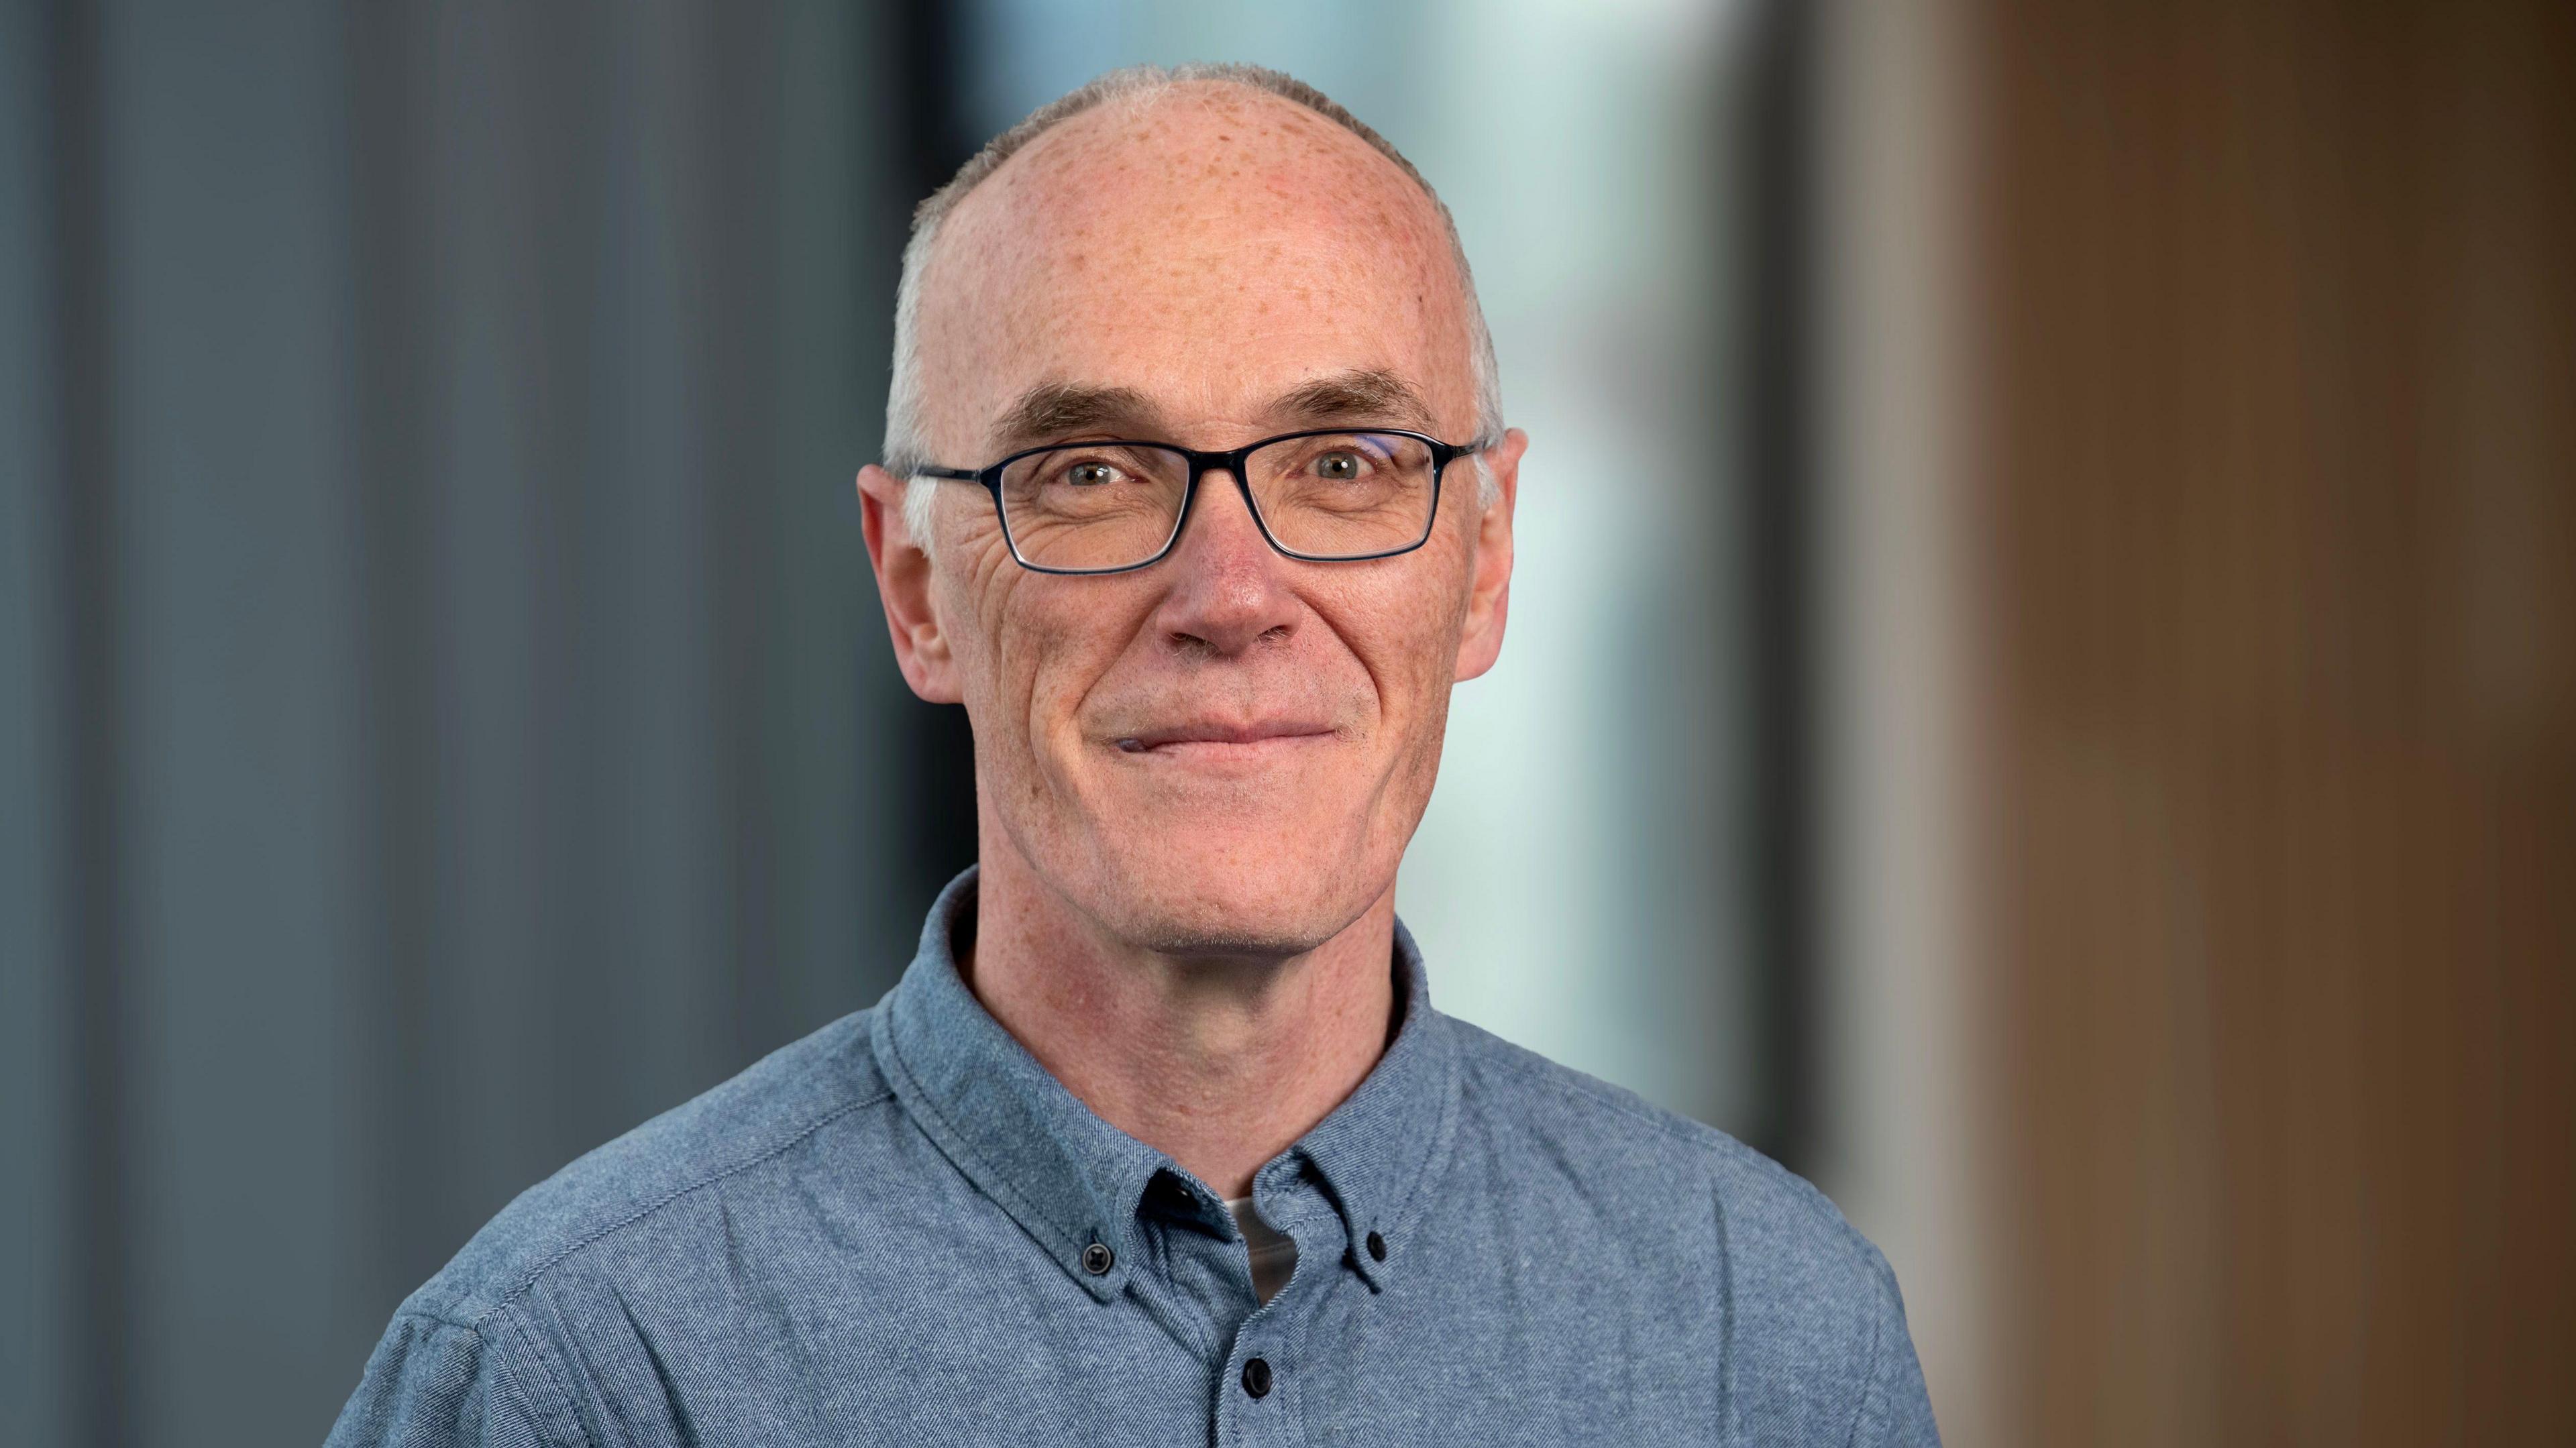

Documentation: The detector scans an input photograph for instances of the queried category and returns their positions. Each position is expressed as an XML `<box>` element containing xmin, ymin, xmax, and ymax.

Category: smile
<box><xmin>1110</xmin><ymin>721</ymin><xmax>1338</xmax><ymax>757</ymax></box>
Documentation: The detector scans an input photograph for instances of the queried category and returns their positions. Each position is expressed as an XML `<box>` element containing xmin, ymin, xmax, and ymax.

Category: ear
<box><xmin>1452</xmin><ymin>427</ymin><xmax>1526</xmax><ymax>682</ymax></box>
<box><xmin>857</xmin><ymin>464</ymin><xmax>964</xmax><ymax>704</ymax></box>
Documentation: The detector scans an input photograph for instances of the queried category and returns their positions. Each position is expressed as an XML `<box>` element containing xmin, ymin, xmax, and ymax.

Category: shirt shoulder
<box><xmin>1442</xmin><ymin>1011</ymin><xmax>1872</xmax><ymax>1260</ymax></box>
<box><xmin>397</xmin><ymin>1006</ymin><xmax>897</xmax><ymax>1332</ymax></box>
<box><xmin>1438</xmin><ymin>1013</ymin><xmax>1937</xmax><ymax>1443</ymax></box>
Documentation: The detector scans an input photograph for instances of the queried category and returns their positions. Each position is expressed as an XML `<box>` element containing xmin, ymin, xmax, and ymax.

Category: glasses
<box><xmin>912</xmin><ymin>427</ymin><xmax>1486</xmax><ymax>575</ymax></box>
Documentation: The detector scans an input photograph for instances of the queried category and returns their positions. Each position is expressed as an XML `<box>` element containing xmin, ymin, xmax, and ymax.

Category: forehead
<box><xmin>915</xmin><ymin>84</ymin><xmax>1474</xmax><ymax>445</ymax></box>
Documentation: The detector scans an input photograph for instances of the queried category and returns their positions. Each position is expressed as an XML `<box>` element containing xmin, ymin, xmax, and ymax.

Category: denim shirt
<box><xmin>329</xmin><ymin>867</ymin><xmax>1939</xmax><ymax>1446</ymax></box>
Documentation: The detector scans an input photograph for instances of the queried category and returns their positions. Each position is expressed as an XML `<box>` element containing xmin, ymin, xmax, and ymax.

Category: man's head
<box><xmin>857</xmin><ymin>64</ymin><xmax>1526</xmax><ymax>960</ymax></box>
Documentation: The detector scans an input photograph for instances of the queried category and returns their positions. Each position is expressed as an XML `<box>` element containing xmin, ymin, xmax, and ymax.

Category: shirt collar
<box><xmin>870</xmin><ymin>865</ymin><xmax>1460</xmax><ymax>1300</ymax></box>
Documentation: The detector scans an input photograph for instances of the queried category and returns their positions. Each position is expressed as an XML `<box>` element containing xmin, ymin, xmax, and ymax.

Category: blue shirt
<box><xmin>329</xmin><ymin>867</ymin><xmax>1939</xmax><ymax>1445</ymax></box>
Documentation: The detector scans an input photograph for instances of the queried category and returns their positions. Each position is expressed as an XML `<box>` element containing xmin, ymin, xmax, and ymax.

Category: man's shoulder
<box><xmin>1437</xmin><ymin>1016</ymin><xmax>1935</xmax><ymax>1439</ymax></box>
<box><xmin>1438</xmin><ymin>1012</ymin><xmax>1905</xmax><ymax>1315</ymax></box>
<box><xmin>398</xmin><ymin>1006</ymin><xmax>898</xmax><ymax>1330</ymax></box>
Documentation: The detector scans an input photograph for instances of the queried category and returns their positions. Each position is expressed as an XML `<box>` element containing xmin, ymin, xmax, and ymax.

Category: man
<box><xmin>331</xmin><ymin>63</ymin><xmax>1938</xmax><ymax>1446</ymax></box>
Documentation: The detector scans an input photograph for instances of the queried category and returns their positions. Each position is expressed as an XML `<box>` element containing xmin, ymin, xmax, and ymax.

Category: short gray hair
<box><xmin>885</xmin><ymin>62</ymin><xmax>1504</xmax><ymax>541</ymax></box>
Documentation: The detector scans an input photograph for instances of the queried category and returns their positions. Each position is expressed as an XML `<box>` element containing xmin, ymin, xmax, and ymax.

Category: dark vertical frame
<box><xmin>1739</xmin><ymin>0</ymin><xmax>1817</xmax><ymax>1177</ymax></box>
<box><xmin>42</xmin><ymin>1</ymin><xmax>133</xmax><ymax>1442</ymax></box>
<box><xmin>341</xmin><ymin>0</ymin><xmax>447</xmax><ymax>1314</ymax></box>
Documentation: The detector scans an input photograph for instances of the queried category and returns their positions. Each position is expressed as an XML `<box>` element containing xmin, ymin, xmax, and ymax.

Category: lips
<box><xmin>1112</xmin><ymin>720</ymin><xmax>1336</xmax><ymax>753</ymax></box>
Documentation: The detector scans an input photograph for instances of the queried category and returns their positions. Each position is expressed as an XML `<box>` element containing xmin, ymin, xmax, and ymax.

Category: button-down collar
<box><xmin>870</xmin><ymin>866</ymin><xmax>1461</xmax><ymax>1301</ymax></box>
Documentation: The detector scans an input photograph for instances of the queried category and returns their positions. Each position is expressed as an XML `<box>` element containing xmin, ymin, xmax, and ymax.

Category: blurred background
<box><xmin>2</xmin><ymin>1</ymin><xmax>2568</xmax><ymax>1444</ymax></box>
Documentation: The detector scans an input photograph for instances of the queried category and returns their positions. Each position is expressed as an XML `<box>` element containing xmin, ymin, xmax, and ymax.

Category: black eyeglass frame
<box><xmin>912</xmin><ymin>426</ymin><xmax>1490</xmax><ymax>576</ymax></box>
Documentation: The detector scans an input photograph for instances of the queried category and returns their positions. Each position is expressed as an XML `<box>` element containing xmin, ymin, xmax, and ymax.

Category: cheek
<box><xmin>941</xmin><ymin>553</ymin><xmax>1144</xmax><ymax>759</ymax></box>
<box><xmin>1010</xmin><ymin>622</ymin><xmax>1104</xmax><ymax>750</ymax></box>
<box><xmin>1318</xmin><ymin>573</ymin><xmax>1472</xmax><ymax>745</ymax></box>
<box><xmin>934</xmin><ymin>533</ymin><xmax>1034</xmax><ymax>728</ymax></box>
<box><xmin>1368</xmin><ymin>528</ymin><xmax>1481</xmax><ymax>691</ymax></box>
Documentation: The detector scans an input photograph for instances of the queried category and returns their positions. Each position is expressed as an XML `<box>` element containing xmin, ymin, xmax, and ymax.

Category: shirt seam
<box><xmin>474</xmin><ymin>1087</ymin><xmax>894</xmax><ymax>1323</ymax></box>
<box><xmin>1837</xmin><ymin>1276</ymin><xmax>1891</xmax><ymax>1448</ymax></box>
<box><xmin>484</xmin><ymin>1302</ymin><xmax>595</xmax><ymax>1448</ymax></box>
<box><xmin>368</xmin><ymin>1310</ymin><xmax>590</xmax><ymax>1448</ymax></box>
<box><xmin>1712</xmin><ymin>1176</ymin><xmax>1738</xmax><ymax>1441</ymax></box>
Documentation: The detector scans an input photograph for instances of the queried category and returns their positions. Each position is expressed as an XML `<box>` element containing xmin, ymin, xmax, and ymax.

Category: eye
<box><xmin>1063</xmin><ymin>460</ymin><xmax>1123</xmax><ymax>487</ymax></box>
<box><xmin>1312</xmin><ymin>450</ymin><xmax>1366</xmax><ymax>481</ymax></box>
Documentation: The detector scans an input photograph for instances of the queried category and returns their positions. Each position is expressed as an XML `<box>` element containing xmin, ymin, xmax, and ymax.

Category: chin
<box><xmin>1083</xmin><ymin>824</ymin><xmax>1385</xmax><ymax>960</ymax></box>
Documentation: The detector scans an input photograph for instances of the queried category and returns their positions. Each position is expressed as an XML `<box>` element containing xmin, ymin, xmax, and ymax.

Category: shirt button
<box><xmin>1240</xmin><ymin>1357</ymin><xmax>1273</xmax><ymax>1398</ymax></box>
<box><xmin>1365</xmin><ymin>1230</ymin><xmax>1387</xmax><ymax>1262</ymax></box>
<box><xmin>1081</xmin><ymin>1242</ymin><xmax>1114</xmax><ymax>1275</ymax></box>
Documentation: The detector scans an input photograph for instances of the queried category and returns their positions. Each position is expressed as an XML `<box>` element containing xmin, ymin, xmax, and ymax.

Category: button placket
<box><xmin>1222</xmin><ymin>1334</ymin><xmax>1289</xmax><ymax>1442</ymax></box>
<box><xmin>1220</xmin><ymin>1215</ymin><xmax>1309</xmax><ymax>1437</ymax></box>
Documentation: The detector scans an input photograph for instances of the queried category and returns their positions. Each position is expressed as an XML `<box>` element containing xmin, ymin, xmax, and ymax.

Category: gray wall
<box><xmin>1</xmin><ymin>3</ymin><xmax>958</xmax><ymax>1442</ymax></box>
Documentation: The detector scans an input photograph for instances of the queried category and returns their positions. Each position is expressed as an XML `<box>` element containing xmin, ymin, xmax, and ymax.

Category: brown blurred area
<box><xmin>1972</xmin><ymin>0</ymin><xmax>2575</xmax><ymax>1441</ymax></box>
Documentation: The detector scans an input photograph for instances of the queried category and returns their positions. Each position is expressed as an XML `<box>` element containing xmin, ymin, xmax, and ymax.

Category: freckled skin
<box><xmin>855</xmin><ymin>80</ymin><xmax>1526</xmax><ymax>1194</ymax></box>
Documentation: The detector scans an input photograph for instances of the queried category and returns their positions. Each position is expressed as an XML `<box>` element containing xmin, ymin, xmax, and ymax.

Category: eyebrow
<box><xmin>1270</xmin><ymin>368</ymin><xmax>1438</xmax><ymax>431</ymax></box>
<box><xmin>989</xmin><ymin>382</ymin><xmax>1168</xmax><ymax>455</ymax></box>
<box><xmin>985</xmin><ymin>367</ymin><xmax>1441</xmax><ymax>457</ymax></box>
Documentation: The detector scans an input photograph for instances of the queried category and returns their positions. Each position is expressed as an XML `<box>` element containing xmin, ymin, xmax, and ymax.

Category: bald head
<box><xmin>884</xmin><ymin>65</ymin><xmax>1503</xmax><ymax>535</ymax></box>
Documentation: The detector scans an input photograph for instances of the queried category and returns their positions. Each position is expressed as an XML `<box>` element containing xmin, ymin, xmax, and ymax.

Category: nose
<box><xmin>1148</xmin><ymin>466</ymin><xmax>1299</xmax><ymax>659</ymax></box>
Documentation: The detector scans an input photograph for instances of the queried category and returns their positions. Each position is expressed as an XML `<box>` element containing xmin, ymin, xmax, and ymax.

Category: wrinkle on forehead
<box><xmin>910</xmin><ymin>82</ymin><xmax>1477</xmax><ymax>457</ymax></box>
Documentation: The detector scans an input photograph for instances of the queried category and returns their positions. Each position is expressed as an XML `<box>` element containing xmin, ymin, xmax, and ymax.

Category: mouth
<box><xmin>1110</xmin><ymin>720</ymin><xmax>1338</xmax><ymax>759</ymax></box>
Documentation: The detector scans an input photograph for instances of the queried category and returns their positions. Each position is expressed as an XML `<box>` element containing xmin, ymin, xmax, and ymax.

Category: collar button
<box><xmin>1081</xmin><ymin>1241</ymin><xmax>1114</xmax><ymax>1275</ymax></box>
<box><xmin>1364</xmin><ymin>1229</ymin><xmax>1387</xmax><ymax>1262</ymax></box>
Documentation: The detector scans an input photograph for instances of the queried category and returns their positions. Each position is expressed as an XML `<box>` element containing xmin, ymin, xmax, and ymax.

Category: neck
<box><xmin>961</xmin><ymin>830</ymin><xmax>1400</xmax><ymax>1201</ymax></box>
